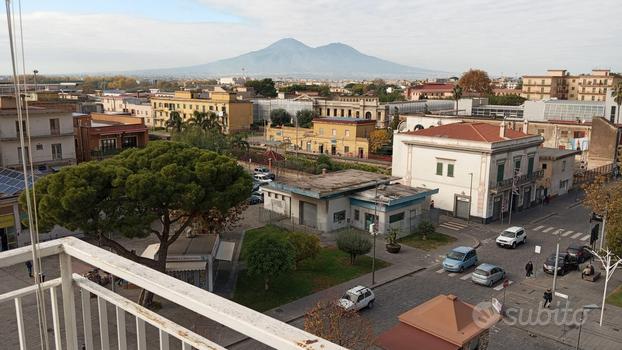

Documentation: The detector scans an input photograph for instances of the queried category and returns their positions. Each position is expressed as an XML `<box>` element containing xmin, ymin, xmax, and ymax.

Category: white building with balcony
<box><xmin>392</xmin><ymin>122</ymin><xmax>544</xmax><ymax>223</ymax></box>
<box><xmin>0</xmin><ymin>96</ymin><xmax>76</xmax><ymax>170</ymax></box>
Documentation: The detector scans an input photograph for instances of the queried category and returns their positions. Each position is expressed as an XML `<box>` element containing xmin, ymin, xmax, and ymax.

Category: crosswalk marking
<box><xmin>436</xmin><ymin>268</ymin><xmax>445</xmax><ymax>274</ymax></box>
<box><xmin>447</xmin><ymin>273</ymin><xmax>457</xmax><ymax>277</ymax></box>
<box><xmin>562</xmin><ymin>230</ymin><xmax>573</xmax><ymax>237</ymax></box>
<box><xmin>534</xmin><ymin>225</ymin><xmax>545</xmax><ymax>231</ymax></box>
<box><xmin>580</xmin><ymin>235</ymin><xmax>590</xmax><ymax>241</ymax></box>
<box><xmin>542</xmin><ymin>227</ymin><xmax>554</xmax><ymax>233</ymax></box>
<box><xmin>493</xmin><ymin>280</ymin><xmax>513</xmax><ymax>291</ymax></box>
<box><xmin>460</xmin><ymin>273</ymin><xmax>473</xmax><ymax>280</ymax></box>
<box><xmin>439</xmin><ymin>221</ymin><xmax>467</xmax><ymax>231</ymax></box>
<box><xmin>571</xmin><ymin>232</ymin><xmax>583</xmax><ymax>239</ymax></box>
<box><xmin>552</xmin><ymin>229</ymin><xmax>564</xmax><ymax>235</ymax></box>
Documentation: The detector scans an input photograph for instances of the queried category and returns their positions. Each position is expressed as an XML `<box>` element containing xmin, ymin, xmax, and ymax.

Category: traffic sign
<box><xmin>534</xmin><ymin>245</ymin><xmax>541</xmax><ymax>254</ymax></box>
<box><xmin>554</xmin><ymin>292</ymin><xmax>568</xmax><ymax>299</ymax></box>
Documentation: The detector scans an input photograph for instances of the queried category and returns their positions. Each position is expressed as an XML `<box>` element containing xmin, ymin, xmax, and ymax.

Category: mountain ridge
<box><xmin>129</xmin><ymin>38</ymin><xmax>446</xmax><ymax>79</ymax></box>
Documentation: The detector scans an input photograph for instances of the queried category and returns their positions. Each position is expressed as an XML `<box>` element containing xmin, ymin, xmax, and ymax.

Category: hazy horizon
<box><xmin>1</xmin><ymin>0</ymin><xmax>620</xmax><ymax>76</ymax></box>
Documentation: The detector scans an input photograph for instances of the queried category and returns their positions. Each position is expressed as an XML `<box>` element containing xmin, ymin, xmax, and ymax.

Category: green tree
<box><xmin>611</xmin><ymin>82</ymin><xmax>622</xmax><ymax>123</ymax></box>
<box><xmin>390</xmin><ymin>107</ymin><xmax>401</xmax><ymax>130</ymax></box>
<box><xmin>369</xmin><ymin>129</ymin><xmax>391</xmax><ymax>153</ymax></box>
<box><xmin>304</xmin><ymin>300</ymin><xmax>374</xmax><ymax>349</ymax></box>
<box><xmin>171</xmin><ymin>125</ymin><xmax>230</xmax><ymax>153</ymax></box>
<box><xmin>228</xmin><ymin>133</ymin><xmax>250</xmax><ymax>153</ymax></box>
<box><xmin>166</xmin><ymin>111</ymin><xmax>184</xmax><ymax>132</ymax></box>
<box><xmin>270</xmin><ymin>108</ymin><xmax>292</xmax><ymax>127</ymax></box>
<box><xmin>247</xmin><ymin>235</ymin><xmax>295</xmax><ymax>291</ymax></box>
<box><xmin>417</xmin><ymin>221</ymin><xmax>435</xmax><ymax>240</ymax></box>
<box><xmin>583</xmin><ymin>177</ymin><xmax>622</xmax><ymax>256</ymax></box>
<box><xmin>188</xmin><ymin>111</ymin><xmax>221</xmax><ymax>131</ymax></box>
<box><xmin>287</xmin><ymin>232</ymin><xmax>320</xmax><ymax>268</ymax></box>
<box><xmin>458</xmin><ymin>69</ymin><xmax>493</xmax><ymax>95</ymax></box>
<box><xmin>245</xmin><ymin>78</ymin><xmax>277</xmax><ymax>97</ymax></box>
<box><xmin>25</xmin><ymin>142</ymin><xmax>252</xmax><ymax>303</ymax></box>
<box><xmin>296</xmin><ymin>109</ymin><xmax>316</xmax><ymax>128</ymax></box>
<box><xmin>336</xmin><ymin>231</ymin><xmax>372</xmax><ymax>264</ymax></box>
<box><xmin>315</xmin><ymin>154</ymin><xmax>333</xmax><ymax>172</ymax></box>
<box><xmin>452</xmin><ymin>85</ymin><xmax>463</xmax><ymax>116</ymax></box>
<box><xmin>486</xmin><ymin>95</ymin><xmax>526</xmax><ymax>106</ymax></box>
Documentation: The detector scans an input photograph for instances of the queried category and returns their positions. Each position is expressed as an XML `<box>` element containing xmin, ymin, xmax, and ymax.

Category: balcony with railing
<box><xmin>489</xmin><ymin>169</ymin><xmax>544</xmax><ymax>192</ymax></box>
<box><xmin>0</xmin><ymin>237</ymin><xmax>341</xmax><ymax>350</ymax></box>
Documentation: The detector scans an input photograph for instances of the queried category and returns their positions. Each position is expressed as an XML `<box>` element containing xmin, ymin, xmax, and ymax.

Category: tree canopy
<box><xmin>344</xmin><ymin>82</ymin><xmax>405</xmax><ymax>102</ymax></box>
<box><xmin>270</xmin><ymin>108</ymin><xmax>293</xmax><ymax>127</ymax></box>
<box><xmin>486</xmin><ymin>94</ymin><xmax>526</xmax><ymax>106</ymax></box>
<box><xmin>336</xmin><ymin>230</ymin><xmax>372</xmax><ymax>264</ymax></box>
<box><xmin>247</xmin><ymin>235</ymin><xmax>295</xmax><ymax>290</ymax></box>
<box><xmin>245</xmin><ymin>78</ymin><xmax>277</xmax><ymax>97</ymax></box>
<box><xmin>25</xmin><ymin>142</ymin><xmax>253</xmax><ymax>272</ymax></box>
<box><xmin>458</xmin><ymin>69</ymin><xmax>493</xmax><ymax>95</ymax></box>
<box><xmin>296</xmin><ymin>109</ymin><xmax>316</xmax><ymax>128</ymax></box>
<box><xmin>583</xmin><ymin>177</ymin><xmax>622</xmax><ymax>256</ymax></box>
<box><xmin>280</xmin><ymin>84</ymin><xmax>331</xmax><ymax>97</ymax></box>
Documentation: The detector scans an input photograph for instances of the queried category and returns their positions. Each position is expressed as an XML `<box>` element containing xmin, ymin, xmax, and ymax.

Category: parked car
<box><xmin>543</xmin><ymin>252</ymin><xmax>578</xmax><ymax>276</ymax></box>
<box><xmin>566</xmin><ymin>243</ymin><xmax>592</xmax><ymax>263</ymax></box>
<box><xmin>249</xmin><ymin>194</ymin><xmax>264</xmax><ymax>205</ymax></box>
<box><xmin>253</xmin><ymin>173</ymin><xmax>273</xmax><ymax>184</ymax></box>
<box><xmin>471</xmin><ymin>263</ymin><xmax>505</xmax><ymax>287</ymax></box>
<box><xmin>338</xmin><ymin>286</ymin><xmax>375</xmax><ymax>311</ymax></box>
<box><xmin>254</xmin><ymin>167</ymin><xmax>275</xmax><ymax>180</ymax></box>
<box><xmin>442</xmin><ymin>246</ymin><xmax>478</xmax><ymax>272</ymax></box>
<box><xmin>496</xmin><ymin>226</ymin><xmax>527</xmax><ymax>249</ymax></box>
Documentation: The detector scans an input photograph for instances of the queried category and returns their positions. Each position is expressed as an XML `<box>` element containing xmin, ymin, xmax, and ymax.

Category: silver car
<box><xmin>471</xmin><ymin>263</ymin><xmax>505</xmax><ymax>287</ymax></box>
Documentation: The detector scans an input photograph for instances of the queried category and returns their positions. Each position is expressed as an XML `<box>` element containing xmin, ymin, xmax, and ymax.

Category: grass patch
<box><xmin>234</xmin><ymin>225</ymin><xmax>389</xmax><ymax>311</ymax></box>
<box><xmin>606</xmin><ymin>285</ymin><xmax>622</xmax><ymax>308</ymax></box>
<box><xmin>398</xmin><ymin>232</ymin><xmax>457</xmax><ymax>251</ymax></box>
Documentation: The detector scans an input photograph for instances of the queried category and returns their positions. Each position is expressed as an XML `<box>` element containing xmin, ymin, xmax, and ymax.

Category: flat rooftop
<box><xmin>313</xmin><ymin>117</ymin><xmax>376</xmax><ymax>124</ymax></box>
<box><xmin>538</xmin><ymin>147</ymin><xmax>581</xmax><ymax>160</ymax></box>
<box><xmin>269</xmin><ymin>169</ymin><xmax>395</xmax><ymax>198</ymax></box>
<box><xmin>168</xmin><ymin>234</ymin><xmax>217</xmax><ymax>257</ymax></box>
<box><xmin>352</xmin><ymin>184</ymin><xmax>438</xmax><ymax>206</ymax></box>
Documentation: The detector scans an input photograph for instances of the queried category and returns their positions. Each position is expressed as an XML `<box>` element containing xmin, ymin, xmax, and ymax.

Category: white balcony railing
<box><xmin>0</xmin><ymin>237</ymin><xmax>344</xmax><ymax>350</ymax></box>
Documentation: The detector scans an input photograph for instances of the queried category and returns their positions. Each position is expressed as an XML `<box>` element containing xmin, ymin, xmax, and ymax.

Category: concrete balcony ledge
<box><xmin>0</xmin><ymin>237</ymin><xmax>343</xmax><ymax>350</ymax></box>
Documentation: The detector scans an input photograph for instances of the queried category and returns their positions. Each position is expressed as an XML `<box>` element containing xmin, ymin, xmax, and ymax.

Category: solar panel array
<box><xmin>0</xmin><ymin>168</ymin><xmax>36</xmax><ymax>198</ymax></box>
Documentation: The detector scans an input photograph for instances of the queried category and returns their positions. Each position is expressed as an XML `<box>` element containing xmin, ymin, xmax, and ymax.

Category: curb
<box><xmin>530</xmin><ymin>213</ymin><xmax>557</xmax><ymax>224</ymax></box>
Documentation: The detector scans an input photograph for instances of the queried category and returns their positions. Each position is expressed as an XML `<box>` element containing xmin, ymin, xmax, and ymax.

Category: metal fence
<box><xmin>573</xmin><ymin>163</ymin><xmax>618</xmax><ymax>187</ymax></box>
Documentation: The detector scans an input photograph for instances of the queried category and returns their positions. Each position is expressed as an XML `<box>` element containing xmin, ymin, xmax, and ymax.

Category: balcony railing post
<box><xmin>59</xmin><ymin>253</ymin><xmax>79</xmax><ymax>350</ymax></box>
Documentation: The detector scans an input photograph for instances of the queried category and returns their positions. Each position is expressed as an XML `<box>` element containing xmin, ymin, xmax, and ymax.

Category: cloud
<box><xmin>1</xmin><ymin>0</ymin><xmax>620</xmax><ymax>75</ymax></box>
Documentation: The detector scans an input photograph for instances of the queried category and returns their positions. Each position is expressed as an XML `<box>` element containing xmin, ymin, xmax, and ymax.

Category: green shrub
<box><xmin>336</xmin><ymin>231</ymin><xmax>372</xmax><ymax>264</ymax></box>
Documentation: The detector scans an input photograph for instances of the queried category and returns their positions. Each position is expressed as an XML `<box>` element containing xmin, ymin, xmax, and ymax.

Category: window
<box><xmin>326</xmin><ymin>108</ymin><xmax>330</xmax><ymax>116</ymax></box>
<box><xmin>345</xmin><ymin>130</ymin><xmax>350</xmax><ymax>137</ymax></box>
<box><xmin>51</xmin><ymin>143</ymin><xmax>62</xmax><ymax>160</ymax></box>
<box><xmin>389</xmin><ymin>212</ymin><xmax>404</xmax><ymax>223</ymax></box>
<box><xmin>542</xmin><ymin>163</ymin><xmax>548</xmax><ymax>170</ymax></box>
<box><xmin>560</xmin><ymin>179</ymin><xmax>568</xmax><ymax>190</ymax></box>
<box><xmin>573</xmin><ymin>131</ymin><xmax>586</xmax><ymax>138</ymax></box>
<box><xmin>50</xmin><ymin>118</ymin><xmax>60</xmax><ymax>136</ymax></box>
<box><xmin>17</xmin><ymin>146</ymin><xmax>29</xmax><ymax>163</ymax></box>
<box><xmin>447</xmin><ymin>164</ymin><xmax>454</xmax><ymax>177</ymax></box>
<box><xmin>537</xmin><ymin>129</ymin><xmax>545</xmax><ymax>135</ymax></box>
<box><xmin>319</xmin><ymin>128</ymin><xmax>324</xmax><ymax>135</ymax></box>
<box><xmin>332</xmin><ymin>129</ymin><xmax>337</xmax><ymax>136</ymax></box>
<box><xmin>100</xmin><ymin>138</ymin><xmax>116</xmax><ymax>152</ymax></box>
<box><xmin>496</xmin><ymin>162</ymin><xmax>505</xmax><ymax>182</ymax></box>
<box><xmin>222</xmin><ymin>106</ymin><xmax>226</xmax><ymax>114</ymax></box>
<box><xmin>344</xmin><ymin>146</ymin><xmax>349</xmax><ymax>153</ymax></box>
<box><xmin>36</xmin><ymin>144</ymin><xmax>43</xmax><ymax>150</ymax></box>
<box><xmin>122</xmin><ymin>136</ymin><xmax>138</xmax><ymax>148</ymax></box>
<box><xmin>333</xmin><ymin>210</ymin><xmax>346</xmax><ymax>223</ymax></box>
<box><xmin>514</xmin><ymin>158</ymin><xmax>521</xmax><ymax>171</ymax></box>
<box><xmin>354</xmin><ymin>209</ymin><xmax>360</xmax><ymax>221</ymax></box>
<box><xmin>562</xmin><ymin>160</ymin><xmax>566</xmax><ymax>172</ymax></box>
<box><xmin>15</xmin><ymin>120</ymin><xmax>26</xmax><ymax>136</ymax></box>
<box><xmin>560</xmin><ymin>130</ymin><xmax>568</xmax><ymax>138</ymax></box>
<box><xmin>527</xmin><ymin>157</ymin><xmax>534</xmax><ymax>175</ymax></box>
<box><xmin>436</xmin><ymin>162</ymin><xmax>443</xmax><ymax>175</ymax></box>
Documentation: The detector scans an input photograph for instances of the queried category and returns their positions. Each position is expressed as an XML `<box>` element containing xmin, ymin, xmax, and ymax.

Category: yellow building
<box><xmin>522</xmin><ymin>69</ymin><xmax>621</xmax><ymax>101</ymax></box>
<box><xmin>150</xmin><ymin>90</ymin><xmax>252</xmax><ymax>133</ymax></box>
<box><xmin>267</xmin><ymin>117</ymin><xmax>375</xmax><ymax>158</ymax></box>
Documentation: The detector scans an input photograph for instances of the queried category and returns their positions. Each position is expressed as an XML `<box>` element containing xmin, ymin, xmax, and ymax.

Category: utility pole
<box><xmin>468</xmin><ymin>172</ymin><xmax>473</xmax><ymax>224</ymax></box>
<box><xmin>371</xmin><ymin>180</ymin><xmax>379</xmax><ymax>285</ymax></box>
<box><xmin>552</xmin><ymin>241</ymin><xmax>560</xmax><ymax>293</ymax></box>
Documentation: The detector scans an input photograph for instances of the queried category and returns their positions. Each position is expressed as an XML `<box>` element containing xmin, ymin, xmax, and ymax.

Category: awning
<box><xmin>215</xmin><ymin>241</ymin><xmax>235</xmax><ymax>261</ymax></box>
<box><xmin>166</xmin><ymin>261</ymin><xmax>207</xmax><ymax>272</ymax></box>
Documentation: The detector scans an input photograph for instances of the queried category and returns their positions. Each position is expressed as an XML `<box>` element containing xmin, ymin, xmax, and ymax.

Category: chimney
<box><xmin>522</xmin><ymin>120</ymin><xmax>529</xmax><ymax>134</ymax></box>
<box><xmin>499</xmin><ymin>121</ymin><xmax>506</xmax><ymax>138</ymax></box>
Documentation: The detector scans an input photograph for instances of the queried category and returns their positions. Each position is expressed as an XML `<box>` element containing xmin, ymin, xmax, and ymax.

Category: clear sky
<box><xmin>1</xmin><ymin>0</ymin><xmax>620</xmax><ymax>76</ymax></box>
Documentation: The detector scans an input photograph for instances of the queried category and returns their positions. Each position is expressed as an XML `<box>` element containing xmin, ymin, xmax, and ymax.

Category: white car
<box><xmin>496</xmin><ymin>226</ymin><xmax>527</xmax><ymax>249</ymax></box>
<box><xmin>253</xmin><ymin>173</ymin><xmax>273</xmax><ymax>184</ymax></box>
<box><xmin>338</xmin><ymin>286</ymin><xmax>375</xmax><ymax>311</ymax></box>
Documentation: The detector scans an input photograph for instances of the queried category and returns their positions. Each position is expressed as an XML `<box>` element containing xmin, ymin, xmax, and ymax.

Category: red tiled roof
<box><xmin>405</xmin><ymin>122</ymin><xmax>532</xmax><ymax>143</ymax></box>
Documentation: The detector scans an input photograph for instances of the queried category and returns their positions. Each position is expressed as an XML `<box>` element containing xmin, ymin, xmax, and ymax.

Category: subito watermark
<box><xmin>472</xmin><ymin>301</ymin><xmax>589</xmax><ymax>328</ymax></box>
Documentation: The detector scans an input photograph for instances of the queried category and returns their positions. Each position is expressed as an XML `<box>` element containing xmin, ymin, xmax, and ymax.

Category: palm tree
<box><xmin>188</xmin><ymin>111</ymin><xmax>221</xmax><ymax>131</ymax></box>
<box><xmin>612</xmin><ymin>82</ymin><xmax>622</xmax><ymax>124</ymax></box>
<box><xmin>228</xmin><ymin>133</ymin><xmax>250</xmax><ymax>154</ymax></box>
<box><xmin>452</xmin><ymin>85</ymin><xmax>463</xmax><ymax>116</ymax></box>
<box><xmin>166</xmin><ymin>111</ymin><xmax>184</xmax><ymax>132</ymax></box>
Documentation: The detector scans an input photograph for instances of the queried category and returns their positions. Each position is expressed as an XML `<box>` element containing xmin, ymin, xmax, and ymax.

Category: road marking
<box><xmin>439</xmin><ymin>221</ymin><xmax>467</xmax><ymax>231</ymax></box>
<box><xmin>436</xmin><ymin>268</ymin><xmax>445</xmax><ymax>274</ymax></box>
<box><xmin>447</xmin><ymin>273</ymin><xmax>457</xmax><ymax>277</ymax></box>
<box><xmin>580</xmin><ymin>234</ymin><xmax>590</xmax><ymax>241</ymax></box>
<box><xmin>552</xmin><ymin>229</ymin><xmax>564</xmax><ymax>235</ymax></box>
<box><xmin>542</xmin><ymin>227</ymin><xmax>555</xmax><ymax>233</ymax></box>
<box><xmin>571</xmin><ymin>232</ymin><xmax>583</xmax><ymax>239</ymax></box>
<box><xmin>493</xmin><ymin>280</ymin><xmax>513</xmax><ymax>291</ymax></box>
<box><xmin>534</xmin><ymin>225</ymin><xmax>545</xmax><ymax>231</ymax></box>
<box><xmin>460</xmin><ymin>273</ymin><xmax>473</xmax><ymax>280</ymax></box>
<box><xmin>562</xmin><ymin>230</ymin><xmax>573</xmax><ymax>237</ymax></box>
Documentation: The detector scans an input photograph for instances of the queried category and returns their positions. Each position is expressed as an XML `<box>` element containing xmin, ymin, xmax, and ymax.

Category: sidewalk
<box><xmin>500</xmin><ymin>266</ymin><xmax>622</xmax><ymax>350</ymax></box>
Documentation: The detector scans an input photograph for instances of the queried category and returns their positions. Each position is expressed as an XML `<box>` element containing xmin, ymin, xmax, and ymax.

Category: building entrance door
<box><xmin>300</xmin><ymin>201</ymin><xmax>317</xmax><ymax>228</ymax></box>
<box><xmin>331</xmin><ymin>145</ymin><xmax>336</xmax><ymax>155</ymax></box>
<box><xmin>454</xmin><ymin>195</ymin><xmax>470</xmax><ymax>220</ymax></box>
<box><xmin>318</xmin><ymin>144</ymin><xmax>324</xmax><ymax>154</ymax></box>
<box><xmin>492</xmin><ymin>196</ymin><xmax>502</xmax><ymax>221</ymax></box>
<box><xmin>358</xmin><ymin>148</ymin><xmax>364</xmax><ymax>158</ymax></box>
<box><xmin>523</xmin><ymin>187</ymin><xmax>532</xmax><ymax>209</ymax></box>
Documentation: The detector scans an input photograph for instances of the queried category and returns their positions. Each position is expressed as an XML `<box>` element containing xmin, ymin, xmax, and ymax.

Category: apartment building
<box><xmin>267</xmin><ymin>117</ymin><xmax>375</xmax><ymax>158</ymax></box>
<box><xmin>100</xmin><ymin>95</ymin><xmax>154</xmax><ymax>127</ymax></box>
<box><xmin>522</xmin><ymin>69</ymin><xmax>621</xmax><ymax>101</ymax></box>
<box><xmin>0</xmin><ymin>96</ymin><xmax>76</xmax><ymax>170</ymax></box>
<box><xmin>150</xmin><ymin>90</ymin><xmax>253</xmax><ymax>133</ymax></box>
<box><xmin>314</xmin><ymin>96</ymin><xmax>387</xmax><ymax>128</ymax></box>
<box><xmin>404</xmin><ymin>83</ymin><xmax>455</xmax><ymax>100</ymax></box>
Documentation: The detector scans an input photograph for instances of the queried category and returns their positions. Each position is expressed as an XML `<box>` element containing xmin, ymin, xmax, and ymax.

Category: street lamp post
<box><xmin>32</xmin><ymin>69</ymin><xmax>38</xmax><ymax>92</ymax></box>
<box><xmin>576</xmin><ymin>304</ymin><xmax>601</xmax><ymax>350</ymax></box>
<box><xmin>468</xmin><ymin>172</ymin><xmax>473</xmax><ymax>224</ymax></box>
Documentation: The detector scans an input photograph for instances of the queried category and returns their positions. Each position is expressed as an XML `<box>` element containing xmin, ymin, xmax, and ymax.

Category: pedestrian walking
<box><xmin>525</xmin><ymin>261</ymin><xmax>534</xmax><ymax>277</ymax></box>
<box><xmin>543</xmin><ymin>289</ymin><xmax>553</xmax><ymax>308</ymax></box>
<box><xmin>25</xmin><ymin>260</ymin><xmax>32</xmax><ymax>277</ymax></box>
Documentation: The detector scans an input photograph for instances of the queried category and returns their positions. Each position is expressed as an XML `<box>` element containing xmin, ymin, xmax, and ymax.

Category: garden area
<box><xmin>397</xmin><ymin>221</ymin><xmax>457</xmax><ymax>251</ymax></box>
<box><xmin>233</xmin><ymin>225</ymin><xmax>389</xmax><ymax>311</ymax></box>
<box><xmin>606</xmin><ymin>285</ymin><xmax>622</xmax><ymax>308</ymax></box>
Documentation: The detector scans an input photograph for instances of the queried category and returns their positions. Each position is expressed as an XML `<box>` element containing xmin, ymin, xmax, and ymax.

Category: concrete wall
<box><xmin>539</xmin><ymin>157</ymin><xmax>574</xmax><ymax>196</ymax></box>
<box><xmin>589</xmin><ymin>117</ymin><xmax>619</xmax><ymax>167</ymax></box>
